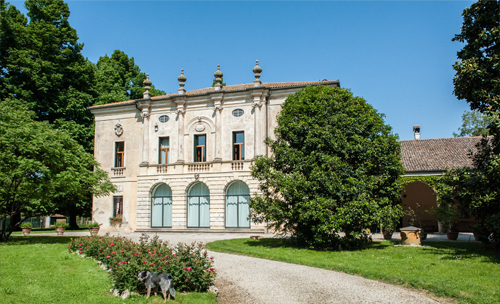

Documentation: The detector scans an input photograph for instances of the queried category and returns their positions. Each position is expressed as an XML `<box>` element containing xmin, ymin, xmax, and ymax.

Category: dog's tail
<box><xmin>168</xmin><ymin>275</ymin><xmax>175</xmax><ymax>298</ymax></box>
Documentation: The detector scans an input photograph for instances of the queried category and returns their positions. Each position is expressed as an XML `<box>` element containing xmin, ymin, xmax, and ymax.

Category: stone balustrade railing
<box><xmin>111</xmin><ymin>167</ymin><xmax>125</xmax><ymax>177</ymax></box>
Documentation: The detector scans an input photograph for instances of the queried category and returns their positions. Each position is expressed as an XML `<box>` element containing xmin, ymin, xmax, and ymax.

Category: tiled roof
<box><xmin>88</xmin><ymin>80</ymin><xmax>339</xmax><ymax>109</ymax></box>
<box><xmin>399</xmin><ymin>136</ymin><xmax>486</xmax><ymax>172</ymax></box>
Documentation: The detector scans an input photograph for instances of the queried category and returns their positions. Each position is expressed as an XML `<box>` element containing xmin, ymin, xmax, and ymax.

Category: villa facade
<box><xmin>89</xmin><ymin>62</ymin><xmax>340</xmax><ymax>232</ymax></box>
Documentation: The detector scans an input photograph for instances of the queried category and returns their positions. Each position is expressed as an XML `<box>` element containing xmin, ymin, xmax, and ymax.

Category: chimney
<box><xmin>413</xmin><ymin>125</ymin><xmax>421</xmax><ymax>140</ymax></box>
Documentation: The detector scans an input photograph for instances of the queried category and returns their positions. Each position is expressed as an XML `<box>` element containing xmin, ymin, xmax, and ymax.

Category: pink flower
<box><xmin>144</xmin><ymin>261</ymin><xmax>147</xmax><ymax>264</ymax></box>
<box><xmin>151</xmin><ymin>254</ymin><xmax>154</xmax><ymax>257</ymax></box>
<box><xmin>158</xmin><ymin>266</ymin><xmax>162</xmax><ymax>270</ymax></box>
<box><xmin>134</xmin><ymin>253</ymin><xmax>137</xmax><ymax>256</ymax></box>
<box><xmin>118</xmin><ymin>262</ymin><xmax>122</xmax><ymax>265</ymax></box>
<box><xmin>146</xmin><ymin>248</ymin><xmax>150</xmax><ymax>251</ymax></box>
<box><xmin>120</xmin><ymin>250</ymin><xmax>123</xmax><ymax>253</ymax></box>
<box><xmin>106</xmin><ymin>256</ymin><xmax>110</xmax><ymax>258</ymax></box>
<box><xmin>164</xmin><ymin>261</ymin><xmax>168</xmax><ymax>264</ymax></box>
<box><xmin>210</xmin><ymin>257</ymin><xmax>213</xmax><ymax>260</ymax></box>
<box><xmin>172</xmin><ymin>254</ymin><xmax>177</xmax><ymax>257</ymax></box>
<box><xmin>186</xmin><ymin>267</ymin><xmax>192</xmax><ymax>271</ymax></box>
<box><xmin>80</xmin><ymin>251</ymin><xmax>84</xmax><ymax>253</ymax></box>
<box><xmin>185</xmin><ymin>279</ymin><xmax>189</xmax><ymax>281</ymax></box>
<box><xmin>149</xmin><ymin>263</ymin><xmax>153</xmax><ymax>266</ymax></box>
<box><xmin>161</xmin><ymin>258</ymin><xmax>164</xmax><ymax>261</ymax></box>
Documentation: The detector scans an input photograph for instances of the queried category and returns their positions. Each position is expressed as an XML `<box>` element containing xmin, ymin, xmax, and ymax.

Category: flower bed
<box><xmin>68</xmin><ymin>234</ymin><xmax>216</xmax><ymax>293</ymax></box>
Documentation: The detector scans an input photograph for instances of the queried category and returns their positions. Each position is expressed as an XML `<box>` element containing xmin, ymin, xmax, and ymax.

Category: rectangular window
<box><xmin>159</xmin><ymin>137</ymin><xmax>170</xmax><ymax>164</ymax></box>
<box><xmin>233</xmin><ymin>132</ymin><xmax>244</xmax><ymax>160</ymax></box>
<box><xmin>113</xmin><ymin>196</ymin><xmax>123</xmax><ymax>217</ymax></box>
<box><xmin>194</xmin><ymin>134</ymin><xmax>206</xmax><ymax>162</ymax></box>
<box><xmin>115</xmin><ymin>142</ymin><xmax>124</xmax><ymax>167</ymax></box>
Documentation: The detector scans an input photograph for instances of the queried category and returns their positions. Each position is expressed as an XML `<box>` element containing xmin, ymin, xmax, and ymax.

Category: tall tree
<box><xmin>452</xmin><ymin>0</ymin><xmax>499</xmax><ymax>113</ymax></box>
<box><xmin>0</xmin><ymin>100</ymin><xmax>114</xmax><ymax>242</ymax></box>
<box><xmin>449</xmin><ymin>0</ymin><xmax>500</xmax><ymax>247</ymax></box>
<box><xmin>95</xmin><ymin>50</ymin><xmax>166</xmax><ymax>105</ymax></box>
<box><xmin>0</xmin><ymin>0</ymin><xmax>96</xmax><ymax>152</ymax></box>
<box><xmin>453</xmin><ymin>110</ymin><xmax>492</xmax><ymax>137</ymax></box>
<box><xmin>250</xmin><ymin>86</ymin><xmax>404</xmax><ymax>249</ymax></box>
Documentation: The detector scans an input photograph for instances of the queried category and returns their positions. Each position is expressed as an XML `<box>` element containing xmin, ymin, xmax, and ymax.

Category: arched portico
<box><xmin>401</xmin><ymin>181</ymin><xmax>438</xmax><ymax>232</ymax></box>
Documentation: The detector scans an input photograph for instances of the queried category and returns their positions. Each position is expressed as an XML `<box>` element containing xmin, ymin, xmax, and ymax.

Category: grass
<box><xmin>11</xmin><ymin>227</ymin><xmax>89</xmax><ymax>235</ymax></box>
<box><xmin>0</xmin><ymin>236</ymin><xmax>217</xmax><ymax>304</ymax></box>
<box><xmin>206</xmin><ymin>238</ymin><xmax>500</xmax><ymax>304</ymax></box>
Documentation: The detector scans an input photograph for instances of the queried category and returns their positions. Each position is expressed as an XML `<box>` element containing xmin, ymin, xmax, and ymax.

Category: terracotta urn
<box><xmin>55</xmin><ymin>227</ymin><xmax>66</xmax><ymax>236</ymax></box>
<box><xmin>89</xmin><ymin>227</ymin><xmax>100</xmax><ymax>236</ymax></box>
<box><xmin>21</xmin><ymin>227</ymin><xmax>32</xmax><ymax>236</ymax></box>
<box><xmin>446</xmin><ymin>232</ymin><xmax>459</xmax><ymax>240</ymax></box>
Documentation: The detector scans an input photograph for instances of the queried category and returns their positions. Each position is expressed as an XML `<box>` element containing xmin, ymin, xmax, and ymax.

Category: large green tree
<box><xmin>452</xmin><ymin>0</ymin><xmax>499</xmax><ymax>113</ymax></box>
<box><xmin>250</xmin><ymin>86</ymin><xmax>404</xmax><ymax>249</ymax></box>
<box><xmin>0</xmin><ymin>0</ymin><xmax>97</xmax><ymax>152</ymax></box>
<box><xmin>95</xmin><ymin>50</ymin><xmax>165</xmax><ymax>105</ymax></box>
<box><xmin>449</xmin><ymin>0</ymin><xmax>500</xmax><ymax>247</ymax></box>
<box><xmin>453</xmin><ymin>110</ymin><xmax>492</xmax><ymax>137</ymax></box>
<box><xmin>0</xmin><ymin>100</ymin><xmax>114</xmax><ymax>241</ymax></box>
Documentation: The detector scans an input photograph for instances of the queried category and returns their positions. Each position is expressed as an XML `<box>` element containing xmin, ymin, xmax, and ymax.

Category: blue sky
<box><xmin>11</xmin><ymin>0</ymin><xmax>476</xmax><ymax>140</ymax></box>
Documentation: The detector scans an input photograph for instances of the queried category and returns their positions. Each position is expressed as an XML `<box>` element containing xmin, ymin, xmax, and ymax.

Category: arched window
<box><xmin>151</xmin><ymin>183</ymin><xmax>172</xmax><ymax>228</ymax></box>
<box><xmin>225</xmin><ymin>181</ymin><xmax>250</xmax><ymax>228</ymax></box>
<box><xmin>187</xmin><ymin>182</ymin><xmax>210</xmax><ymax>228</ymax></box>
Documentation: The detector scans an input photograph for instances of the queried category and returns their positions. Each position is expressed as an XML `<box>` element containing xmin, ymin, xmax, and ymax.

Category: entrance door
<box><xmin>225</xmin><ymin>181</ymin><xmax>250</xmax><ymax>228</ymax></box>
<box><xmin>187</xmin><ymin>182</ymin><xmax>210</xmax><ymax>228</ymax></box>
<box><xmin>151</xmin><ymin>183</ymin><xmax>172</xmax><ymax>227</ymax></box>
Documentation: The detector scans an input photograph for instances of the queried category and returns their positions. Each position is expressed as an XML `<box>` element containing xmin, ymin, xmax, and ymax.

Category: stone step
<box><xmin>135</xmin><ymin>228</ymin><xmax>265</xmax><ymax>234</ymax></box>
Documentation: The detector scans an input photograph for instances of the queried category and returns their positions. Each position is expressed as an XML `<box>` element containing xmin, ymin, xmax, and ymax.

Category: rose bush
<box><xmin>68</xmin><ymin>233</ymin><xmax>215</xmax><ymax>293</ymax></box>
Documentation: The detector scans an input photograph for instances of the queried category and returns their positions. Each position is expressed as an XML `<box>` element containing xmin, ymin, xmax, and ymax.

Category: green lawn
<box><xmin>206</xmin><ymin>238</ymin><xmax>500</xmax><ymax>304</ymax></box>
<box><xmin>0</xmin><ymin>236</ymin><xmax>216</xmax><ymax>304</ymax></box>
<box><xmin>11</xmin><ymin>228</ymin><xmax>89</xmax><ymax>235</ymax></box>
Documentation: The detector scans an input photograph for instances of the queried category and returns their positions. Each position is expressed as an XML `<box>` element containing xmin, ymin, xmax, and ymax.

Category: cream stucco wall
<box><xmin>90</xmin><ymin>82</ymin><xmax>339</xmax><ymax>232</ymax></box>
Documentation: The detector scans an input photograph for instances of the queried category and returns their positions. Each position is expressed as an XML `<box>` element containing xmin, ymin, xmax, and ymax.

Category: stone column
<box><xmin>140</xmin><ymin>109</ymin><xmax>150</xmax><ymax>166</ymax></box>
<box><xmin>214</xmin><ymin>106</ymin><xmax>223</xmax><ymax>161</ymax></box>
<box><xmin>176</xmin><ymin>105</ymin><xmax>186</xmax><ymax>164</ymax></box>
<box><xmin>252</xmin><ymin>93</ymin><xmax>263</xmax><ymax>158</ymax></box>
<box><xmin>211</xmin><ymin>93</ymin><xmax>223</xmax><ymax>162</ymax></box>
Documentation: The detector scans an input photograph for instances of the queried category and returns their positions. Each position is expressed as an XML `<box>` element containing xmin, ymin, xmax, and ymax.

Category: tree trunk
<box><xmin>69</xmin><ymin>208</ymin><xmax>79</xmax><ymax>230</ymax></box>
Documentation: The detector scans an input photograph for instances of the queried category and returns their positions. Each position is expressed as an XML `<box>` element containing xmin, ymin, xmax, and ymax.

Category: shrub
<box><xmin>68</xmin><ymin>234</ymin><xmax>215</xmax><ymax>293</ymax></box>
<box><xmin>19</xmin><ymin>223</ymin><xmax>32</xmax><ymax>228</ymax></box>
<box><xmin>87</xmin><ymin>222</ymin><xmax>101</xmax><ymax>228</ymax></box>
<box><xmin>54</xmin><ymin>222</ymin><xmax>70</xmax><ymax>228</ymax></box>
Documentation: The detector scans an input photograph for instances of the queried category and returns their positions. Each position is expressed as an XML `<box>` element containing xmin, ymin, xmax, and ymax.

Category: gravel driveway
<box><xmin>52</xmin><ymin>231</ymin><xmax>451</xmax><ymax>303</ymax></box>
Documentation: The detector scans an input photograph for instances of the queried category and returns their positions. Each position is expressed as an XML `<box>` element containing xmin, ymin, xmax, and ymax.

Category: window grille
<box><xmin>159</xmin><ymin>115</ymin><xmax>169</xmax><ymax>123</ymax></box>
<box><xmin>232</xmin><ymin>109</ymin><xmax>244</xmax><ymax>117</ymax></box>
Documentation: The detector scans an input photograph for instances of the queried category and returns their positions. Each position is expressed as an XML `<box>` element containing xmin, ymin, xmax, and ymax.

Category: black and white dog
<box><xmin>137</xmin><ymin>271</ymin><xmax>176</xmax><ymax>302</ymax></box>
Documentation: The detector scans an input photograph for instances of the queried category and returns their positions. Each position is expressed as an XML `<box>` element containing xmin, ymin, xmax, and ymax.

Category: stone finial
<box><xmin>178</xmin><ymin>69</ymin><xmax>186</xmax><ymax>95</ymax></box>
<box><xmin>214</xmin><ymin>65</ymin><xmax>223</xmax><ymax>91</ymax></box>
<box><xmin>253</xmin><ymin>60</ymin><xmax>262</xmax><ymax>87</ymax></box>
<box><xmin>143</xmin><ymin>73</ymin><xmax>152</xmax><ymax>99</ymax></box>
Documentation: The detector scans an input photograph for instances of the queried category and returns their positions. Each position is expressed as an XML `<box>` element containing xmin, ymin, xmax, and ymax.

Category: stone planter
<box><xmin>55</xmin><ymin>227</ymin><xmax>66</xmax><ymax>236</ymax></box>
<box><xmin>382</xmin><ymin>229</ymin><xmax>394</xmax><ymax>240</ymax></box>
<box><xmin>21</xmin><ymin>227</ymin><xmax>32</xmax><ymax>236</ymax></box>
<box><xmin>400</xmin><ymin>226</ymin><xmax>423</xmax><ymax>246</ymax></box>
<box><xmin>89</xmin><ymin>227</ymin><xmax>100</xmax><ymax>236</ymax></box>
<box><xmin>446</xmin><ymin>232</ymin><xmax>459</xmax><ymax>240</ymax></box>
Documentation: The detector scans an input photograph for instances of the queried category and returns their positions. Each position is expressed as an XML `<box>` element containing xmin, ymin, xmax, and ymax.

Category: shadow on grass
<box><xmin>0</xmin><ymin>235</ymin><xmax>74</xmax><ymax>246</ymax></box>
<box><xmin>242</xmin><ymin>238</ymin><xmax>396</xmax><ymax>251</ymax></box>
<box><xmin>422</xmin><ymin>241</ymin><xmax>500</xmax><ymax>263</ymax></box>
